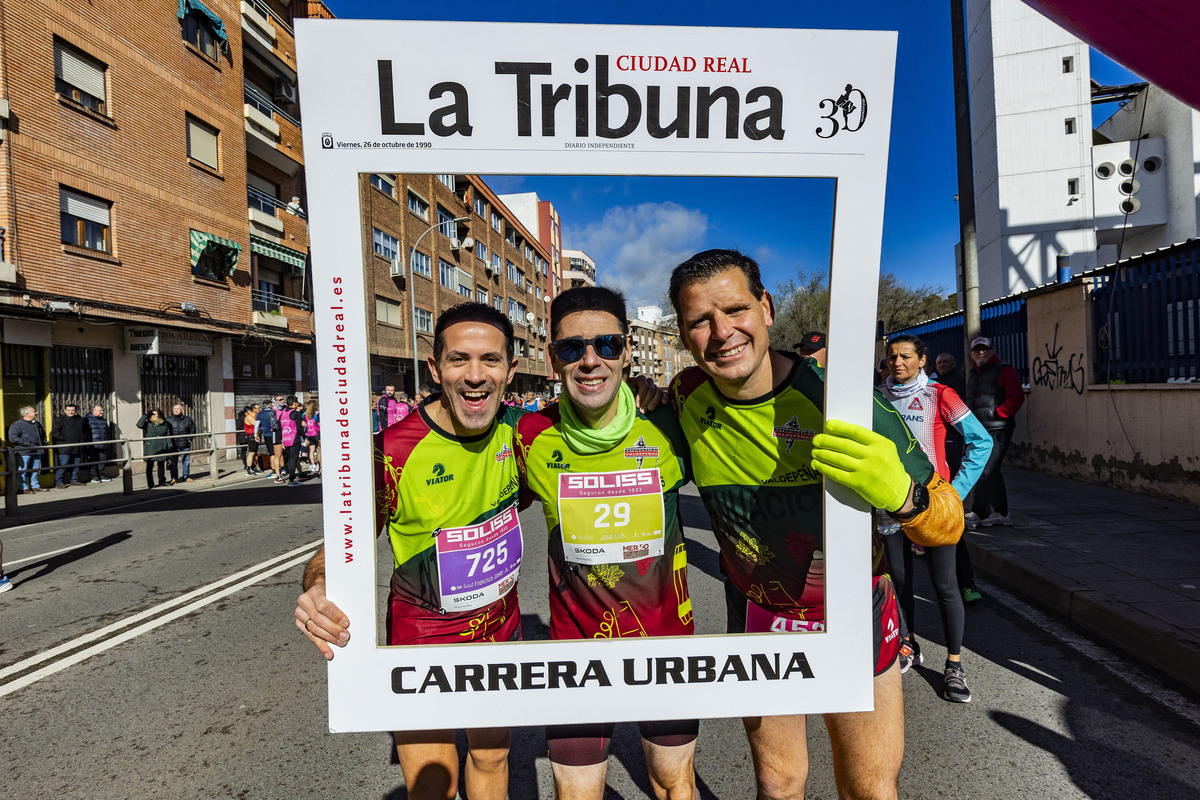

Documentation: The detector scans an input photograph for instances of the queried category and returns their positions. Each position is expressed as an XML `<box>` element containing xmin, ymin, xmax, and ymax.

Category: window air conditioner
<box><xmin>390</xmin><ymin>258</ymin><xmax>405</xmax><ymax>277</ymax></box>
<box><xmin>449</xmin><ymin>238</ymin><xmax>461</xmax><ymax>250</ymax></box>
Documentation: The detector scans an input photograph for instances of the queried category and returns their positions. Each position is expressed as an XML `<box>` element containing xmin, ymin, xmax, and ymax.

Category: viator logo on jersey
<box><xmin>771</xmin><ymin>415</ymin><xmax>815</xmax><ymax>453</ymax></box>
<box><xmin>547</xmin><ymin>448</ymin><xmax>571</xmax><ymax>470</ymax></box>
<box><xmin>565</xmin><ymin>472</ymin><xmax>656</xmax><ymax>491</ymax></box>
<box><xmin>427</xmin><ymin>462</ymin><xmax>455</xmax><ymax>485</ymax></box>
<box><xmin>495</xmin><ymin>443</ymin><xmax>513</xmax><ymax>462</ymax></box>
<box><xmin>699</xmin><ymin>406</ymin><xmax>723</xmax><ymax>430</ymax></box>
<box><xmin>623</xmin><ymin>436</ymin><xmax>658</xmax><ymax>468</ymax></box>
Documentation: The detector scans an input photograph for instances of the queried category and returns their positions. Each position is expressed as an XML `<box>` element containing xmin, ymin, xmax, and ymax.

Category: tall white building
<box><xmin>966</xmin><ymin>0</ymin><xmax>1199</xmax><ymax>301</ymax></box>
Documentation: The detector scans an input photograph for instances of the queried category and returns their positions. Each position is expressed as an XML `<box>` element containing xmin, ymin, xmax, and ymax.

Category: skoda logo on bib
<box><xmin>557</xmin><ymin>469</ymin><xmax>666</xmax><ymax>565</ymax></box>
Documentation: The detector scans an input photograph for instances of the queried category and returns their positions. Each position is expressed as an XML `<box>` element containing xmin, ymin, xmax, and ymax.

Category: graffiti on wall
<box><xmin>1032</xmin><ymin>323</ymin><xmax>1085</xmax><ymax>394</ymax></box>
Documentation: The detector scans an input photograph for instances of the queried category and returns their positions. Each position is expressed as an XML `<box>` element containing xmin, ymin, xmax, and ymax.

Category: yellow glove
<box><xmin>811</xmin><ymin>418</ymin><xmax>912</xmax><ymax>512</ymax></box>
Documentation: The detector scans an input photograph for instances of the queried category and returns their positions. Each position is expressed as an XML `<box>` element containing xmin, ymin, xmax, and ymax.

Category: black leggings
<box><xmin>883</xmin><ymin>532</ymin><xmax>965</xmax><ymax>657</ymax></box>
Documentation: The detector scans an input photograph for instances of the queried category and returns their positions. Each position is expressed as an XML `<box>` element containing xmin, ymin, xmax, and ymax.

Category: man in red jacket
<box><xmin>964</xmin><ymin>337</ymin><xmax>1025</xmax><ymax>528</ymax></box>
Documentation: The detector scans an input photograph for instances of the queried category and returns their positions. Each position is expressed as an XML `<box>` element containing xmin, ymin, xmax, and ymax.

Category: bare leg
<box><xmin>643</xmin><ymin>738</ymin><xmax>699</xmax><ymax>800</ymax></box>
<box><xmin>464</xmin><ymin>727</ymin><xmax>511</xmax><ymax>800</ymax></box>
<box><xmin>822</xmin><ymin>661</ymin><xmax>904</xmax><ymax>800</ymax></box>
<box><xmin>552</xmin><ymin>761</ymin><xmax>608</xmax><ymax>800</ymax></box>
<box><xmin>743</xmin><ymin>713</ymin><xmax>808</xmax><ymax>800</ymax></box>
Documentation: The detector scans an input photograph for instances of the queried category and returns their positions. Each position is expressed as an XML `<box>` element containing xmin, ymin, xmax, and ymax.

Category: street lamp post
<box><xmin>408</xmin><ymin>216</ymin><xmax>470</xmax><ymax>392</ymax></box>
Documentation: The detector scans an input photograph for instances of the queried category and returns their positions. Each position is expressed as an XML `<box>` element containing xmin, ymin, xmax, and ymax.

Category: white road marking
<box><xmin>983</xmin><ymin>580</ymin><xmax>1200</xmax><ymax>729</ymax></box>
<box><xmin>6</xmin><ymin>540</ymin><xmax>106</xmax><ymax>568</ymax></box>
<box><xmin>0</xmin><ymin>541</ymin><xmax>320</xmax><ymax>697</ymax></box>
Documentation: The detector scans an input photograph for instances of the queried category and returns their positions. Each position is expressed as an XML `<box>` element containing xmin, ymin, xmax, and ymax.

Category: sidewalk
<box><xmin>965</xmin><ymin>466</ymin><xmax>1200</xmax><ymax>696</ymax></box>
<box><xmin>0</xmin><ymin>462</ymin><xmax>289</xmax><ymax>528</ymax></box>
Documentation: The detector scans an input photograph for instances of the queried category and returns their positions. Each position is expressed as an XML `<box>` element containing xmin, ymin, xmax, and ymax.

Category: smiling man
<box><xmin>667</xmin><ymin>249</ymin><xmax>963</xmax><ymax>800</ymax></box>
<box><xmin>515</xmin><ymin>286</ymin><xmax>698</xmax><ymax>800</ymax></box>
<box><xmin>295</xmin><ymin>302</ymin><xmax>522</xmax><ymax>800</ymax></box>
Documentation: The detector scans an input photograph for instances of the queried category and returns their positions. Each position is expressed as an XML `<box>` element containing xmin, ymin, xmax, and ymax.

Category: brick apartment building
<box><xmin>628</xmin><ymin>306</ymin><xmax>694</xmax><ymax>386</ymax></box>
<box><xmin>0</xmin><ymin>0</ymin><xmax>329</xmax><ymax>457</ymax></box>
<box><xmin>361</xmin><ymin>174</ymin><xmax>554</xmax><ymax>396</ymax></box>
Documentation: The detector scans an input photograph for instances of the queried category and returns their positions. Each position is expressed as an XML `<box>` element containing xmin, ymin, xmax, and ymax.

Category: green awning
<box><xmin>177</xmin><ymin>0</ymin><xmax>229</xmax><ymax>53</ymax></box>
<box><xmin>190</xmin><ymin>230</ymin><xmax>241</xmax><ymax>275</ymax></box>
<box><xmin>250</xmin><ymin>236</ymin><xmax>307</xmax><ymax>270</ymax></box>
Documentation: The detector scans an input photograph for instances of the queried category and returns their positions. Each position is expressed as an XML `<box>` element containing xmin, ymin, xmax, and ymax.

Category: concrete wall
<box><xmin>1009</xmin><ymin>281</ymin><xmax>1200</xmax><ymax>504</ymax></box>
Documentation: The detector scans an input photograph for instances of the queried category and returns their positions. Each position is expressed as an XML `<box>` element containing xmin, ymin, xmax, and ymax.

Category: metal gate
<box><xmin>50</xmin><ymin>346</ymin><xmax>114</xmax><ymax>417</ymax></box>
<box><xmin>139</xmin><ymin>354</ymin><xmax>208</xmax><ymax>425</ymax></box>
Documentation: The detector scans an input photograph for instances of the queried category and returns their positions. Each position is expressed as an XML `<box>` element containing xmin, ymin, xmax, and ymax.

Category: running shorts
<box><xmin>723</xmin><ymin>577</ymin><xmax>900</xmax><ymax>677</ymax></box>
<box><xmin>385</xmin><ymin>589</ymin><xmax>522</xmax><ymax>646</ymax></box>
<box><xmin>546</xmin><ymin>718</ymin><xmax>699</xmax><ymax>766</ymax></box>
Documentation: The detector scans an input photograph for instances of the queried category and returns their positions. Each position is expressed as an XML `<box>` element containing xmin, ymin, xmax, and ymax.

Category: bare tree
<box><xmin>876</xmin><ymin>273</ymin><xmax>956</xmax><ymax>333</ymax></box>
<box><xmin>768</xmin><ymin>270</ymin><xmax>829</xmax><ymax>350</ymax></box>
<box><xmin>769</xmin><ymin>270</ymin><xmax>955</xmax><ymax>349</ymax></box>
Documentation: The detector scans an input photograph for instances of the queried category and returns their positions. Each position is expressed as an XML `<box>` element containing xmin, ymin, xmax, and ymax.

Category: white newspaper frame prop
<box><xmin>296</xmin><ymin>20</ymin><xmax>896</xmax><ymax>733</ymax></box>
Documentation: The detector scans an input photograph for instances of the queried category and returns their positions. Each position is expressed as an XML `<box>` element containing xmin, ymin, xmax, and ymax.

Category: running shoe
<box><xmin>273</xmin><ymin>478</ymin><xmax>286</xmax><ymax>485</ymax></box>
<box><xmin>980</xmin><ymin>512</ymin><xmax>1011</xmax><ymax>527</ymax></box>
<box><xmin>0</xmin><ymin>574</ymin><xmax>11</xmax><ymax>593</ymax></box>
<box><xmin>911</xmin><ymin>543</ymin><xmax>925</xmax><ymax>556</ymax></box>
<box><xmin>100</xmin><ymin>476</ymin><xmax>112</xmax><ymax>482</ymax></box>
<box><xmin>943</xmin><ymin>665</ymin><xmax>972</xmax><ymax>703</ymax></box>
<box><xmin>898</xmin><ymin>639</ymin><xmax>922</xmax><ymax>674</ymax></box>
<box><xmin>287</xmin><ymin>480</ymin><xmax>301</xmax><ymax>487</ymax></box>
<box><xmin>962</xmin><ymin>585</ymin><xmax>983</xmax><ymax>603</ymax></box>
<box><xmin>262</xmin><ymin>471</ymin><xmax>276</xmax><ymax>479</ymax></box>
<box><xmin>964</xmin><ymin>512</ymin><xmax>980</xmax><ymax>531</ymax></box>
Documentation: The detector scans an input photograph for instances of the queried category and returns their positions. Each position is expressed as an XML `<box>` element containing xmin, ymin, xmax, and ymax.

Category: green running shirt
<box><xmin>515</xmin><ymin>404</ymin><xmax>694</xmax><ymax>640</ymax></box>
<box><xmin>373</xmin><ymin>403</ymin><xmax>524</xmax><ymax>639</ymax></box>
<box><xmin>670</xmin><ymin>353</ymin><xmax>933</xmax><ymax>622</ymax></box>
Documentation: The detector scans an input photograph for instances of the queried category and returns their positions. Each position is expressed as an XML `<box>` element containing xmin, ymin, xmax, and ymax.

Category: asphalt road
<box><xmin>2</xmin><ymin>478</ymin><xmax>1199</xmax><ymax>799</ymax></box>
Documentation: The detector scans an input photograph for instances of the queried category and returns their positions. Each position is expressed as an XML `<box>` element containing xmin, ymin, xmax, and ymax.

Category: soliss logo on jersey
<box><xmin>427</xmin><ymin>462</ymin><xmax>455</xmax><ymax>486</ymax></box>
<box><xmin>623</xmin><ymin>436</ymin><xmax>659</xmax><ymax>469</ymax></box>
<box><xmin>547</xmin><ymin>448</ymin><xmax>570</xmax><ymax>470</ymax></box>
<box><xmin>699</xmin><ymin>405</ymin><xmax>723</xmax><ymax>430</ymax></box>
<box><xmin>772</xmin><ymin>415</ymin><xmax>815</xmax><ymax>454</ymax></box>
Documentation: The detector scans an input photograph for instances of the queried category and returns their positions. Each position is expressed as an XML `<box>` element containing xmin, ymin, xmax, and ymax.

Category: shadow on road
<box><xmin>7</xmin><ymin>530</ymin><xmax>132</xmax><ymax>586</ymax></box>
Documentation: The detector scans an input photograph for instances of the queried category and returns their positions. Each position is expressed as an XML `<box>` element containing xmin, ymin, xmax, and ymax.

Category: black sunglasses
<box><xmin>550</xmin><ymin>334</ymin><xmax>626</xmax><ymax>364</ymax></box>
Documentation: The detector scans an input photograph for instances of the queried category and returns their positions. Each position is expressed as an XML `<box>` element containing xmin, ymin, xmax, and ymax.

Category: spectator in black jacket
<box><xmin>84</xmin><ymin>404</ymin><xmax>112</xmax><ymax>483</ymax></box>
<box><xmin>51</xmin><ymin>404</ymin><xmax>92</xmax><ymax>488</ymax></box>
<box><xmin>165</xmin><ymin>403</ymin><xmax>197</xmax><ymax>483</ymax></box>
<box><xmin>8</xmin><ymin>406</ymin><xmax>46</xmax><ymax>493</ymax></box>
<box><xmin>137</xmin><ymin>409</ymin><xmax>171</xmax><ymax>488</ymax></box>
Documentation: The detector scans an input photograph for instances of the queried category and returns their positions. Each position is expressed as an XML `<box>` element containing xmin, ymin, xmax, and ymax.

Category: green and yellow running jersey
<box><xmin>515</xmin><ymin>404</ymin><xmax>694</xmax><ymax>640</ymax></box>
<box><xmin>373</xmin><ymin>403</ymin><xmax>524</xmax><ymax>631</ymax></box>
<box><xmin>670</xmin><ymin>353</ymin><xmax>933</xmax><ymax>621</ymax></box>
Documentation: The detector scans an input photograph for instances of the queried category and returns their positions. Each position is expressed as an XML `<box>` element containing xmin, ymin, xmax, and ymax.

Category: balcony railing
<box><xmin>246</xmin><ymin>0</ymin><xmax>293</xmax><ymax>35</ymax></box>
<box><xmin>244</xmin><ymin>83</ymin><xmax>301</xmax><ymax>129</ymax></box>
<box><xmin>253</xmin><ymin>288</ymin><xmax>310</xmax><ymax>312</ymax></box>
<box><xmin>247</xmin><ymin>185</ymin><xmax>306</xmax><ymax>219</ymax></box>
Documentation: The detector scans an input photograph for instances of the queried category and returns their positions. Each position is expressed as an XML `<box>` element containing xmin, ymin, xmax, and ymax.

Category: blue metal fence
<box><xmin>1090</xmin><ymin>240</ymin><xmax>1200</xmax><ymax>382</ymax></box>
<box><xmin>886</xmin><ymin>298</ymin><xmax>1029</xmax><ymax>383</ymax></box>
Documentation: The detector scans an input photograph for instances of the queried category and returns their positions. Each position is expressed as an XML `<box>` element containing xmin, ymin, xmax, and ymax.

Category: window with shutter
<box><xmin>186</xmin><ymin>115</ymin><xmax>219</xmax><ymax>170</ymax></box>
<box><xmin>54</xmin><ymin>39</ymin><xmax>107</xmax><ymax>114</ymax></box>
<box><xmin>60</xmin><ymin>187</ymin><xmax>112</xmax><ymax>252</ymax></box>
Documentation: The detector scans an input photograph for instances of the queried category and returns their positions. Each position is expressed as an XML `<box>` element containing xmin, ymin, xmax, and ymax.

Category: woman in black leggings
<box><xmin>877</xmin><ymin>335</ymin><xmax>994</xmax><ymax>703</ymax></box>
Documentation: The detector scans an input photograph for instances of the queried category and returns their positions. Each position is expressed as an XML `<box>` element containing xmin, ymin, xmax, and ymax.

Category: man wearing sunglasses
<box><xmin>667</xmin><ymin>249</ymin><xmax>963</xmax><ymax>800</ymax></box>
<box><xmin>295</xmin><ymin>301</ymin><xmax>523</xmax><ymax>800</ymax></box>
<box><xmin>515</xmin><ymin>286</ymin><xmax>699</xmax><ymax>800</ymax></box>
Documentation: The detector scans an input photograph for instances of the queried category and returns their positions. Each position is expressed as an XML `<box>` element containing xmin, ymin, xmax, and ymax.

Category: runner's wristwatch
<box><xmin>888</xmin><ymin>479</ymin><xmax>929</xmax><ymax>523</ymax></box>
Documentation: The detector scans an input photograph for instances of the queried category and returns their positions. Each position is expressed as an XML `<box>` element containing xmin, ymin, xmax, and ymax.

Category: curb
<box><xmin>0</xmin><ymin>469</ymin><xmax>268</xmax><ymax>529</ymax></box>
<box><xmin>966</xmin><ymin>538</ymin><xmax>1200</xmax><ymax>697</ymax></box>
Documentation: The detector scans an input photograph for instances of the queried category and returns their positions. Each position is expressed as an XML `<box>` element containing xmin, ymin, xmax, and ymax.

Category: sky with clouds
<box><xmin>326</xmin><ymin>0</ymin><xmax>1141</xmax><ymax>310</ymax></box>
